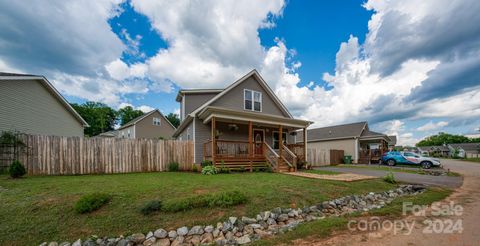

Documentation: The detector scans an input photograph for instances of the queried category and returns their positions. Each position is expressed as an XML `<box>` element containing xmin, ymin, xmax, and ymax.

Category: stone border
<box><xmin>39</xmin><ymin>184</ymin><xmax>426</xmax><ymax>246</ymax></box>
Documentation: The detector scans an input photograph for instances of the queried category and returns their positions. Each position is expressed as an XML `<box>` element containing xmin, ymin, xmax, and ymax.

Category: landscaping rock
<box><xmin>82</xmin><ymin>239</ymin><xmax>95</xmax><ymax>246</ymax></box>
<box><xmin>200</xmin><ymin>233</ymin><xmax>213</xmax><ymax>244</ymax></box>
<box><xmin>229</xmin><ymin>216</ymin><xmax>237</xmax><ymax>225</ymax></box>
<box><xmin>171</xmin><ymin>236</ymin><xmax>184</xmax><ymax>246</ymax></box>
<box><xmin>189</xmin><ymin>235</ymin><xmax>201</xmax><ymax>246</ymax></box>
<box><xmin>154</xmin><ymin>229</ymin><xmax>168</xmax><ymax>239</ymax></box>
<box><xmin>154</xmin><ymin>238</ymin><xmax>170</xmax><ymax>246</ymax></box>
<box><xmin>72</xmin><ymin>239</ymin><xmax>81</xmax><ymax>246</ymax></box>
<box><xmin>116</xmin><ymin>239</ymin><xmax>129</xmax><ymax>246</ymax></box>
<box><xmin>143</xmin><ymin>236</ymin><xmax>156</xmax><ymax>246</ymax></box>
<box><xmin>188</xmin><ymin>225</ymin><xmax>204</xmax><ymax>235</ymax></box>
<box><xmin>236</xmin><ymin>235</ymin><xmax>251</xmax><ymax>245</ymax></box>
<box><xmin>59</xmin><ymin>242</ymin><xmax>70</xmax><ymax>246</ymax></box>
<box><xmin>176</xmin><ymin>227</ymin><xmax>188</xmax><ymax>236</ymax></box>
<box><xmin>204</xmin><ymin>225</ymin><xmax>214</xmax><ymax>233</ymax></box>
<box><xmin>167</xmin><ymin>230</ymin><xmax>177</xmax><ymax>239</ymax></box>
<box><xmin>277</xmin><ymin>214</ymin><xmax>289</xmax><ymax>222</ymax></box>
<box><xmin>241</xmin><ymin>216</ymin><xmax>257</xmax><ymax>224</ymax></box>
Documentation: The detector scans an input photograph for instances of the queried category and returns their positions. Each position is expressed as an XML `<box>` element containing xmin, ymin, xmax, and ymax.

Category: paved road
<box><xmin>315</xmin><ymin>164</ymin><xmax>463</xmax><ymax>188</ymax></box>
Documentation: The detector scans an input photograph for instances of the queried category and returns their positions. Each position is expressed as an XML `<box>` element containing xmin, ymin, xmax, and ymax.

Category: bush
<box><xmin>201</xmin><ymin>165</ymin><xmax>217</xmax><ymax>175</ymax></box>
<box><xmin>201</xmin><ymin>160</ymin><xmax>213</xmax><ymax>167</ymax></box>
<box><xmin>162</xmin><ymin>191</ymin><xmax>247</xmax><ymax>212</ymax></box>
<box><xmin>265</xmin><ymin>165</ymin><xmax>273</xmax><ymax>173</ymax></box>
<box><xmin>140</xmin><ymin>200</ymin><xmax>162</xmax><ymax>215</ymax></box>
<box><xmin>383</xmin><ymin>172</ymin><xmax>396</xmax><ymax>184</ymax></box>
<box><xmin>168</xmin><ymin>162</ymin><xmax>179</xmax><ymax>172</ymax></box>
<box><xmin>75</xmin><ymin>193</ymin><xmax>110</xmax><ymax>214</ymax></box>
<box><xmin>9</xmin><ymin>160</ymin><xmax>26</xmax><ymax>178</ymax></box>
<box><xmin>192</xmin><ymin>164</ymin><xmax>198</xmax><ymax>172</ymax></box>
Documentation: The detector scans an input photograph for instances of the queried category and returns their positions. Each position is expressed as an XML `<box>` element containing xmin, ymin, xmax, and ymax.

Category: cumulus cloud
<box><xmin>416</xmin><ymin>121</ymin><xmax>449</xmax><ymax>132</ymax></box>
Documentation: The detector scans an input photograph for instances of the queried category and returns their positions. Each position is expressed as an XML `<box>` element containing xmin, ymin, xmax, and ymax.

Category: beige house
<box><xmin>173</xmin><ymin>69</ymin><xmax>312</xmax><ymax>172</ymax></box>
<box><xmin>299</xmin><ymin>122</ymin><xmax>393</xmax><ymax>164</ymax></box>
<box><xmin>117</xmin><ymin>109</ymin><xmax>176</xmax><ymax>139</ymax></box>
<box><xmin>0</xmin><ymin>72</ymin><xmax>88</xmax><ymax>137</ymax></box>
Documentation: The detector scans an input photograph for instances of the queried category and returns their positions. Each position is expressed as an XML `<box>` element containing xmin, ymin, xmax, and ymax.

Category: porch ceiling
<box><xmin>198</xmin><ymin>106</ymin><xmax>312</xmax><ymax>129</ymax></box>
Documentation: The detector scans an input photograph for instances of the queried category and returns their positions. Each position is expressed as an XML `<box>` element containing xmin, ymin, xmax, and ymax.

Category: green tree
<box><xmin>165</xmin><ymin>113</ymin><xmax>180</xmax><ymax>128</ymax></box>
<box><xmin>71</xmin><ymin>102</ymin><xmax>117</xmax><ymax>137</ymax></box>
<box><xmin>117</xmin><ymin>106</ymin><xmax>144</xmax><ymax>126</ymax></box>
<box><xmin>416</xmin><ymin>132</ymin><xmax>470</xmax><ymax>147</ymax></box>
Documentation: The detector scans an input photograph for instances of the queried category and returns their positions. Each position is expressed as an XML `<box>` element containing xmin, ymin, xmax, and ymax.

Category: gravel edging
<box><xmin>39</xmin><ymin>184</ymin><xmax>426</xmax><ymax>246</ymax></box>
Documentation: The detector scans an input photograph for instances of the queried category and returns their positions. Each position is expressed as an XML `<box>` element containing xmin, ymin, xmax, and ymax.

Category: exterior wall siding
<box><xmin>210</xmin><ymin>77</ymin><xmax>289</xmax><ymax>117</ymax></box>
<box><xmin>194</xmin><ymin>117</ymin><xmax>211</xmax><ymax>163</ymax></box>
<box><xmin>184</xmin><ymin>93</ymin><xmax>218</xmax><ymax>116</ymax></box>
<box><xmin>307</xmin><ymin>139</ymin><xmax>356</xmax><ymax>165</ymax></box>
<box><xmin>135</xmin><ymin>111</ymin><xmax>176</xmax><ymax>139</ymax></box>
<box><xmin>0</xmin><ymin>79</ymin><xmax>84</xmax><ymax>137</ymax></box>
<box><xmin>118</xmin><ymin>125</ymin><xmax>135</xmax><ymax>139</ymax></box>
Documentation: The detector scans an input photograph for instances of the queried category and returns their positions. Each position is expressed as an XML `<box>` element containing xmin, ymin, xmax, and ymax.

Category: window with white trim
<box><xmin>153</xmin><ymin>117</ymin><xmax>161</xmax><ymax>126</ymax></box>
<box><xmin>244</xmin><ymin>89</ymin><xmax>262</xmax><ymax>112</ymax></box>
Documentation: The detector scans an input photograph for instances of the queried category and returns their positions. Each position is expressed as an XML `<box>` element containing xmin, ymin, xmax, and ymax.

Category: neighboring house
<box><xmin>173</xmin><ymin>69</ymin><xmax>312</xmax><ymax>172</ymax></box>
<box><xmin>387</xmin><ymin>135</ymin><xmax>397</xmax><ymax>150</ymax></box>
<box><xmin>416</xmin><ymin>146</ymin><xmax>450</xmax><ymax>157</ymax></box>
<box><xmin>0</xmin><ymin>72</ymin><xmax>88</xmax><ymax>137</ymax></box>
<box><xmin>116</xmin><ymin>109</ymin><xmax>176</xmax><ymax>139</ymax></box>
<box><xmin>96</xmin><ymin>130</ymin><xmax>118</xmax><ymax>138</ymax></box>
<box><xmin>448</xmin><ymin>143</ymin><xmax>480</xmax><ymax>158</ymax></box>
<box><xmin>298</xmin><ymin>121</ymin><xmax>392</xmax><ymax>164</ymax></box>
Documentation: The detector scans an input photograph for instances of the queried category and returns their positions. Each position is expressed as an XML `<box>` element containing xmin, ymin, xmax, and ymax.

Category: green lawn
<box><xmin>0</xmin><ymin>172</ymin><xmax>396</xmax><ymax>245</ymax></box>
<box><xmin>463</xmin><ymin>158</ymin><xmax>480</xmax><ymax>163</ymax></box>
<box><xmin>253</xmin><ymin>187</ymin><xmax>452</xmax><ymax>245</ymax></box>
<box><xmin>333</xmin><ymin>164</ymin><xmax>461</xmax><ymax>177</ymax></box>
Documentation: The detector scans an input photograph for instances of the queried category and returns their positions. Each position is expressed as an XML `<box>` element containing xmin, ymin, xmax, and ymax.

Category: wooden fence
<box><xmin>466</xmin><ymin>153</ymin><xmax>480</xmax><ymax>158</ymax></box>
<box><xmin>307</xmin><ymin>148</ymin><xmax>344</xmax><ymax>166</ymax></box>
<box><xmin>16</xmin><ymin>134</ymin><xmax>194</xmax><ymax>175</ymax></box>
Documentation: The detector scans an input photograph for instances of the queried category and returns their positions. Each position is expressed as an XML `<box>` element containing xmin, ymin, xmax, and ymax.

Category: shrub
<box><xmin>192</xmin><ymin>164</ymin><xmax>198</xmax><ymax>172</ymax></box>
<box><xmin>75</xmin><ymin>193</ymin><xmax>110</xmax><ymax>214</ymax></box>
<box><xmin>162</xmin><ymin>191</ymin><xmax>247</xmax><ymax>212</ymax></box>
<box><xmin>168</xmin><ymin>162</ymin><xmax>179</xmax><ymax>172</ymax></box>
<box><xmin>140</xmin><ymin>200</ymin><xmax>162</xmax><ymax>215</ymax></box>
<box><xmin>201</xmin><ymin>160</ymin><xmax>213</xmax><ymax>167</ymax></box>
<box><xmin>9</xmin><ymin>160</ymin><xmax>26</xmax><ymax>178</ymax></box>
<box><xmin>383</xmin><ymin>172</ymin><xmax>396</xmax><ymax>184</ymax></box>
<box><xmin>201</xmin><ymin>165</ymin><xmax>217</xmax><ymax>175</ymax></box>
<box><xmin>265</xmin><ymin>165</ymin><xmax>273</xmax><ymax>173</ymax></box>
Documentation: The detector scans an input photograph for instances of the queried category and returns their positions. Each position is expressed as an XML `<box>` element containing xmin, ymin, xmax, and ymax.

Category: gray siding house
<box><xmin>173</xmin><ymin>70</ymin><xmax>312</xmax><ymax>172</ymax></box>
<box><xmin>116</xmin><ymin>109</ymin><xmax>176</xmax><ymax>139</ymax></box>
<box><xmin>0</xmin><ymin>72</ymin><xmax>88</xmax><ymax>137</ymax></box>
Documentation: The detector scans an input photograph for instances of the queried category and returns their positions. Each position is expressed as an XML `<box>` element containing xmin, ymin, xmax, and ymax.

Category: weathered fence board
<box><xmin>17</xmin><ymin>134</ymin><xmax>194</xmax><ymax>175</ymax></box>
<box><xmin>307</xmin><ymin>148</ymin><xmax>344</xmax><ymax>166</ymax></box>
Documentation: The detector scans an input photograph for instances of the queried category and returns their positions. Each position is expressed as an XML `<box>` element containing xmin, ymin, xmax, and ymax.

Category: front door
<box><xmin>253</xmin><ymin>129</ymin><xmax>264</xmax><ymax>156</ymax></box>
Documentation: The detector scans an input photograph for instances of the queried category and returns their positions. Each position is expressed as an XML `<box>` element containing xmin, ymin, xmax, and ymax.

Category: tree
<box><xmin>71</xmin><ymin>102</ymin><xmax>117</xmax><ymax>137</ymax></box>
<box><xmin>117</xmin><ymin>106</ymin><xmax>144</xmax><ymax>126</ymax></box>
<box><xmin>416</xmin><ymin>132</ymin><xmax>470</xmax><ymax>147</ymax></box>
<box><xmin>165</xmin><ymin>113</ymin><xmax>180</xmax><ymax>128</ymax></box>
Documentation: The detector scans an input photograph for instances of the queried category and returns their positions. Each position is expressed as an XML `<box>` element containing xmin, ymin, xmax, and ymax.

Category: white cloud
<box><xmin>417</xmin><ymin>121</ymin><xmax>449</xmax><ymax>132</ymax></box>
<box><xmin>118</xmin><ymin>102</ymin><xmax>154</xmax><ymax>113</ymax></box>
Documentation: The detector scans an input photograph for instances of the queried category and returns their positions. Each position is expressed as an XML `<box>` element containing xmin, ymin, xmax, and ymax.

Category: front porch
<box><xmin>199</xmin><ymin>107</ymin><xmax>310</xmax><ymax>172</ymax></box>
<box><xmin>358</xmin><ymin>138</ymin><xmax>389</xmax><ymax>164</ymax></box>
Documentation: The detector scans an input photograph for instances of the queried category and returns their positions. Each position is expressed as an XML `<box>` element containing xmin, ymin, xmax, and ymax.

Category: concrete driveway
<box><xmin>315</xmin><ymin>163</ymin><xmax>463</xmax><ymax>188</ymax></box>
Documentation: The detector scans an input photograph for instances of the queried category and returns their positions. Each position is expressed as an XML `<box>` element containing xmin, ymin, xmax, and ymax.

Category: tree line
<box><xmin>71</xmin><ymin>102</ymin><xmax>180</xmax><ymax>137</ymax></box>
<box><xmin>416</xmin><ymin>132</ymin><xmax>480</xmax><ymax>147</ymax></box>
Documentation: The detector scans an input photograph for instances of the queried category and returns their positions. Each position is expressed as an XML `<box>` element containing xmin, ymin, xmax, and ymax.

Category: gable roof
<box><xmin>388</xmin><ymin>135</ymin><xmax>397</xmax><ymax>145</ymax></box>
<box><xmin>449</xmin><ymin>143</ymin><xmax>480</xmax><ymax>152</ymax></box>
<box><xmin>175</xmin><ymin>89</ymin><xmax>223</xmax><ymax>102</ymax></box>
<box><xmin>118</xmin><ymin>109</ymin><xmax>176</xmax><ymax>130</ymax></box>
<box><xmin>306</xmin><ymin>121</ymin><xmax>367</xmax><ymax>142</ymax></box>
<box><xmin>0</xmin><ymin>72</ymin><xmax>89</xmax><ymax>127</ymax></box>
<box><xmin>188</xmin><ymin>69</ymin><xmax>293</xmax><ymax>118</ymax></box>
<box><xmin>417</xmin><ymin>145</ymin><xmax>450</xmax><ymax>152</ymax></box>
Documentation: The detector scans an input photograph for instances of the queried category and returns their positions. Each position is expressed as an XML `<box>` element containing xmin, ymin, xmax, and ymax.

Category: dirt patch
<box><xmin>284</xmin><ymin>172</ymin><xmax>376</xmax><ymax>181</ymax></box>
<box><xmin>193</xmin><ymin>188</ymin><xmax>211</xmax><ymax>195</ymax></box>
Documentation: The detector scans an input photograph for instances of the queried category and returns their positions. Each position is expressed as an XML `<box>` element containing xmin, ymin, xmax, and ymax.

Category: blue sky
<box><xmin>0</xmin><ymin>0</ymin><xmax>479</xmax><ymax>145</ymax></box>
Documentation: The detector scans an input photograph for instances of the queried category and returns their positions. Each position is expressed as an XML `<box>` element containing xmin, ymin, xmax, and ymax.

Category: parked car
<box><xmin>380</xmin><ymin>151</ymin><xmax>441</xmax><ymax>169</ymax></box>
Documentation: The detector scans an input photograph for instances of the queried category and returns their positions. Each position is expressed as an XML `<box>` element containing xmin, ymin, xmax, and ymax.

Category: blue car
<box><xmin>381</xmin><ymin>151</ymin><xmax>441</xmax><ymax>169</ymax></box>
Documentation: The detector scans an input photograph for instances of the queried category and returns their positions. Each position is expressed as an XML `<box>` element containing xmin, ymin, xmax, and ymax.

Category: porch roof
<box><xmin>198</xmin><ymin>106</ymin><xmax>312</xmax><ymax>128</ymax></box>
<box><xmin>359</xmin><ymin>130</ymin><xmax>391</xmax><ymax>142</ymax></box>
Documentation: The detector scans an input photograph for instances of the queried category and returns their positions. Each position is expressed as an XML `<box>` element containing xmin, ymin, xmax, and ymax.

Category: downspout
<box><xmin>354</xmin><ymin>137</ymin><xmax>359</xmax><ymax>163</ymax></box>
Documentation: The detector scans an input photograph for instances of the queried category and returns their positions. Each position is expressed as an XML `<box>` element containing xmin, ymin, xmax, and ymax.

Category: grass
<box><xmin>334</xmin><ymin>164</ymin><xmax>461</xmax><ymax>177</ymax></box>
<box><xmin>253</xmin><ymin>187</ymin><xmax>452</xmax><ymax>245</ymax></box>
<box><xmin>303</xmin><ymin>169</ymin><xmax>341</xmax><ymax>175</ymax></box>
<box><xmin>463</xmin><ymin>158</ymin><xmax>480</xmax><ymax>163</ymax></box>
<box><xmin>0</xmin><ymin>172</ymin><xmax>396</xmax><ymax>245</ymax></box>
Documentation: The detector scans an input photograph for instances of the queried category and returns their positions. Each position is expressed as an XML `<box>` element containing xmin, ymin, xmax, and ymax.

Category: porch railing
<box><xmin>286</xmin><ymin>144</ymin><xmax>305</xmax><ymax>162</ymax></box>
<box><xmin>282</xmin><ymin>145</ymin><xmax>296</xmax><ymax>169</ymax></box>
<box><xmin>263</xmin><ymin>142</ymin><xmax>279</xmax><ymax>170</ymax></box>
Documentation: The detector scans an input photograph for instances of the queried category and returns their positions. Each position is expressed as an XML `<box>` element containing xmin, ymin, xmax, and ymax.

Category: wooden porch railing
<box><xmin>263</xmin><ymin>142</ymin><xmax>279</xmax><ymax>170</ymax></box>
<box><xmin>286</xmin><ymin>144</ymin><xmax>305</xmax><ymax>162</ymax></box>
<box><xmin>282</xmin><ymin>145</ymin><xmax>296</xmax><ymax>170</ymax></box>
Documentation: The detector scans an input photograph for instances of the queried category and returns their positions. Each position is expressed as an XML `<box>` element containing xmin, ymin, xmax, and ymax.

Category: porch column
<box><xmin>279</xmin><ymin>125</ymin><xmax>283</xmax><ymax>157</ymax></box>
<box><xmin>303</xmin><ymin>127</ymin><xmax>307</xmax><ymax>165</ymax></box>
<box><xmin>248</xmin><ymin>121</ymin><xmax>253</xmax><ymax>172</ymax></box>
<box><xmin>211</xmin><ymin>116</ymin><xmax>216</xmax><ymax>167</ymax></box>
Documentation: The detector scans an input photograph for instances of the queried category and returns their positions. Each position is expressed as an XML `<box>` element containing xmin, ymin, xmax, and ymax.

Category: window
<box><xmin>244</xmin><ymin>89</ymin><xmax>262</xmax><ymax>112</ymax></box>
<box><xmin>153</xmin><ymin>117</ymin><xmax>161</xmax><ymax>126</ymax></box>
<box><xmin>127</xmin><ymin>129</ymin><xmax>131</xmax><ymax>138</ymax></box>
<box><xmin>272</xmin><ymin>131</ymin><xmax>287</xmax><ymax>149</ymax></box>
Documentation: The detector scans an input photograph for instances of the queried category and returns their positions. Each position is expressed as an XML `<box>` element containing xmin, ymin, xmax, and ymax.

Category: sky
<box><xmin>1</xmin><ymin>0</ymin><xmax>479</xmax><ymax>146</ymax></box>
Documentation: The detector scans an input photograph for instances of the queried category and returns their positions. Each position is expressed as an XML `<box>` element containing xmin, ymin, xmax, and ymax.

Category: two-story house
<box><xmin>173</xmin><ymin>70</ymin><xmax>312</xmax><ymax>172</ymax></box>
<box><xmin>117</xmin><ymin>109</ymin><xmax>176</xmax><ymax>139</ymax></box>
